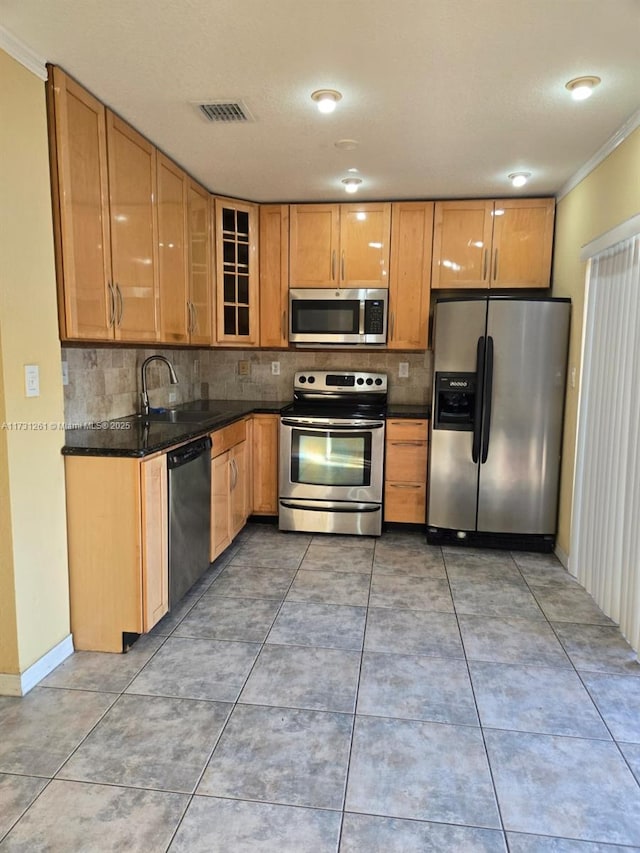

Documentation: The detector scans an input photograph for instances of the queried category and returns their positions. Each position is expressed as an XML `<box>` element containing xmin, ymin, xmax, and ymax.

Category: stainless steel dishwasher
<box><xmin>167</xmin><ymin>436</ymin><xmax>212</xmax><ymax>607</ymax></box>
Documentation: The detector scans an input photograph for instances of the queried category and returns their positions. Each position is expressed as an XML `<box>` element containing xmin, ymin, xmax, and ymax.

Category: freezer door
<box><xmin>477</xmin><ymin>299</ymin><xmax>569</xmax><ymax>534</ymax></box>
<box><xmin>428</xmin><ymin>298</ymin><xmax>487</xmax><ymax>530</ymax></box>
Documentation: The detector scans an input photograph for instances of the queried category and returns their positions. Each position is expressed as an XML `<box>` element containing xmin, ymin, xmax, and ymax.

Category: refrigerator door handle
<box><xmin>481</xmin><ymin>336</ymin><xmax>494</xmax><ymax>463</ymax></box>
<box><xmin>472</xmin><ymin>336</ymin><xmax>486</xmax><ymax>463</ymax></box>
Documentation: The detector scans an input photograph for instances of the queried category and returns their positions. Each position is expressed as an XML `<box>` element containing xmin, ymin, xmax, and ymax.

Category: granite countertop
<box><xmin>63</xmin><ymin>398</ymin><xmax>431</xmax><ymax>458</ymax></box>
<box><xmin>386</xmin><ymin>403</ymin><xmax>432</xmax><ymax>419</ymax></box>
<box><xmin>62</xmin><ymin>400</ymin><xmax>290</xmax><ymax>458</ymax></box>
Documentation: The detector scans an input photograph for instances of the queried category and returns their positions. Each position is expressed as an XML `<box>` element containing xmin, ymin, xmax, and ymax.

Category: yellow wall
<box><xmin>553</xmin><ymin>124</ymin><xmax>640</xmax><ymax>558</ymax></box>
<box><xmin>0</xmin><ymin>49</ymin><xmax>70</xmax><ymax>675</ymax></box>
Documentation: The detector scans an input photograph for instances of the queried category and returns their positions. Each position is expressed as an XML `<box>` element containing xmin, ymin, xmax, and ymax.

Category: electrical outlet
<box><xmin>192</xmin><ymin>359</ymin><xmax>199</xmax><ymax>378</ymax></box>
<box><xmin>25</xmin><ymin>364</ymin><xmax>40</xmax><ymax>397</ymax></box>
<box><xmin>399</xmin><ymin>362</ymin><xmax>409</xmax><ymax>378</ymax></box>
<box><xmin>61</xmin><ymin>361</ymin><xmax>69</xmax><ymax>386</ymax></box>
<box><xmin>271</xmin><ymin>361</ymin><xmax>280</xmax><ymax>375</ymax></box>
<box><xmin>238</xmin><ymin>360</ymin><xmax>250</xmax><ymax>376</ymax></box>
<box><xmin>168</xmin><ymin>391</ymin><xmax>177</xmax><ymax>403</ymax></box>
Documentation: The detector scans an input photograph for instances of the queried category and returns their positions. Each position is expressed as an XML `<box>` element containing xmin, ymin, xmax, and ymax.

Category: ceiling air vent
<box><xmin>196</xmin><ymin>100</ymin><xmax>254</xmax><ymax>123</ymax></box>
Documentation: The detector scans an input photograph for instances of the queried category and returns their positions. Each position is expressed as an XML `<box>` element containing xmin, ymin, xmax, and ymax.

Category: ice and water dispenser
<box><xmin>433</xmin><ymin>373</ymin><xmax>476</xmax><ymax>431</ymax></box>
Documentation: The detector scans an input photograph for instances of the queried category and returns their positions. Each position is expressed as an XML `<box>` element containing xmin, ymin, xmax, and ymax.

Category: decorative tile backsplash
<box><xmin>61</xmin><ymin>345</ymin><xmax>432</xmax><ymax>425</ymax></box>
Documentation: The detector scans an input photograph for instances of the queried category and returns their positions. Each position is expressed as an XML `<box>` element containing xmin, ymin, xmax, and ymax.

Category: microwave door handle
<box><xmin>359</xmin><ymin>300</ymin><xmax>365</xmax><ymax>335</ymax></box>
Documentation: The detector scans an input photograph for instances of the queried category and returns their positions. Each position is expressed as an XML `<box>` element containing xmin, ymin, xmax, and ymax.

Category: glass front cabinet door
<box><xmin>214</xmin><ymin>197</ymin><xmax>259</xmax><ymax>345</ymax></box>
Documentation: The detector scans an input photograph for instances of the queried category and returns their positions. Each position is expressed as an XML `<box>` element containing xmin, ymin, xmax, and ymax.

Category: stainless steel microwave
<box><xmin>289</xmin><ymin>288</ymin><xmax>388</xmax><ymax>346</ymax></box>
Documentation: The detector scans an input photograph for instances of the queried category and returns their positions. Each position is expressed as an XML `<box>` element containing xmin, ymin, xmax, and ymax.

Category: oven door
<box><xmin>279</xmin><ymin>416</ymin><xmax>385</xmax><ymax>503</ymax></box>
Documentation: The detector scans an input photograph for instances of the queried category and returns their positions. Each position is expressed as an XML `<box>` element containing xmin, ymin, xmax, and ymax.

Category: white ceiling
<box><xmin>2</xmin><ymin>0</ymin><xmax>640</xmax><ymax>202</ymax></box>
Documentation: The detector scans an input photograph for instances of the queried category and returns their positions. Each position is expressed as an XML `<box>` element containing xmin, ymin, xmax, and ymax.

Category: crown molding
<box><xmin>0</xmin><ymin>25</ymin><xmax>47</xmax><ymax>80</ymax></box>
<box><xmin>557</xmin><ymin>106</ymin><xmax>640</xmax><ymax>202</ymax></box>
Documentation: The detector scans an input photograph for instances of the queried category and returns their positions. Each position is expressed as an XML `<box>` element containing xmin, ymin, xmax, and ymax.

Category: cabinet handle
<box><xmin>390</xmin><ymin>311</ymin><xmax>395</xmax><ymax>340</ymax></box>
<box><xmin>107</xmin><ymin>282</ymin><xmax>116</xmax><ymax>328</ymax></box>
<box><xmin>187</xmin><ymin>301</ymin><xmax>192</xmax><ymax>333</ymax></box>
<box><xmin>390</xmin><ymin>483</ymin><xmax>421</xmax><ymax>489</ymax></box>
<box><xmin>230</xmin><ymin>457</ymin><xmax>237</xmax><ymax>489</ymax></box>
<box><xmin>493</xmin><ymin>248</ymin><xmax>498</xmax><ymax>282</ymax></box>
<box><xmin>391</xmin><ymin>440</ymin><xmax>424</xmax><ymax>447</ymax></box>
<box><xmin>331</xmin><ymin>250</ymin><xmax>336</xmax><ymax>282</ymax></box>
<box><xmin>341</xmin><ymin>250</ymin><xmax>345</xmax><ymax>283</ymax></box>
<box><xmin>282</xmin><ymin>310</ymin><xmax>287</xmax><ymax>341</ymax></box>
<box><xmin>389</xmin><ymin>420</ymin><xmax>425</xmax><ymax>426</ymax></box>
<box><xmin>192</xmin><ymin>303</ymin><xmax>198</xmax><ymax>333</ymax></box>
<box><xmin>483</xmin><ymin>249</ymin><xmax>489</xmax><ymax>280</ymax></box>
<box><xmin>115</xmin><ymin>284</ymin><xmax>124</xmax><ymax>327</ymax></box>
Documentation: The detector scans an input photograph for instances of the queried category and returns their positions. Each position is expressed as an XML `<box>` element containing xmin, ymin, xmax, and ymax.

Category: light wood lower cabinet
<box><xmin>210</xmin><ymin>418</ymin><xmax>249</xmax><ymax>560</ymax></box>
<box><xmin>251</xmin><ymin>413</ymin><xmax>279</xmax><ymax>514</ymax></box>
<box><xmin>384</xmin><ymin>419</ymin><xmax>429</xmax><ymax>523</ymax></box>
<box><xmin>64</xmin><ymin>453</ymin><xmax>168</xmax><ymax>652</ymax></box>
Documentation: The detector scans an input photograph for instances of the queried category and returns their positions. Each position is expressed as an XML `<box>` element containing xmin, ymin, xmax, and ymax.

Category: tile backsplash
<box><xmin>62</xmin><ymin>345</ymin><xmax>432</xmax><ymax>425</ymax></box>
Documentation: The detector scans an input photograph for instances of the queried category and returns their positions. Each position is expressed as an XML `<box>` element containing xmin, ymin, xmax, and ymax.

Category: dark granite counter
<box><xmin>62</xmin><ymin>400</ymin><xmax>291</xmax><ymax>458</ymax></box>
<box><xmin>386</xmin><ymin>403</ymin><xmax>431</xmax><ymax>420</ymax></box>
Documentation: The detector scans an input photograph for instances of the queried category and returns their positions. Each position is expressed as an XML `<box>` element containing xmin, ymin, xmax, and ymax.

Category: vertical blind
<box><xmin>571</xmin><ymin>230</ymin><xmax>640</xmax><ymax>652</ymax></box>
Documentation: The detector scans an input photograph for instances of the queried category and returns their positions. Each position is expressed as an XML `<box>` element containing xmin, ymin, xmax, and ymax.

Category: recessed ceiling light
<box><xmin>565</xmin><ymin>76</ymin><xmax>601</xmax><ymax>101</ymax></box>
<box><xmin>508</xmin><ymin>172</ymin><xmax>531</xmax><ymax>188</ymax></box>
<box><xmin>347</xmin><ymin>167</ymin><xmax>359</xmax><ymax>173</ymax></box>
<box><xmin>335</xmin><ymin>139</ymin><xmax>358</xmax><ymax>151</ymax></box>
<box><xmin>311</xmin><ymin>89</ymin><xmax>342</xmax><ymax>113</ymax></box>
<box><xmin>342</xmin><ymin>177</ymin><xmax>362</xmax><ymax>194</ymax></box>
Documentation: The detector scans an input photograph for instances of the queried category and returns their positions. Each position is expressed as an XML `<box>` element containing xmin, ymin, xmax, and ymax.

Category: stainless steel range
<box><xmin>279</xmin><ymin>370</ymin><xmax>387</xmax><ymax>536</ymax></box>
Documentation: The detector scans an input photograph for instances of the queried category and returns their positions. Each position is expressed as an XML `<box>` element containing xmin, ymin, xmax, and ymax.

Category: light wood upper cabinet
<box><xmin>289</xmin><ymin>203</ymin><xmax>391</xmax><ymax>289</ymax></box>
<box><xmin>490</xmin><ymin>199</ymin><xmax>555</xmax><ymax>288</ymax></box>
<box><xmin>259</xmin><ymin>205</ymin><xmax>289</xmax><ymax>348</ymax></box>
<box><xmin>106</xmin><ymin>112</ymin><xmax>160</xmax><ymax>341</ymax></box>
<box><xmin>215</xmin><ymin>197</ymin><xmax>259</xmax><ymax>346</ymax></box>
<box><xmin>289</xmin><ymin>204</ymin><xmax>339</xmax><ymax>287</ymax></box>
<box><xmin>388</xmin><ymin>202</ymin><xmax>434</xmax><ymax>350</ymax></box>
<box><xmin>187</xmin><ymin>180</ymin><xmax>214</xmax><ymax>345</ymax></box>
<box><xmin>432</xmin><ymin>198</ymin><xmax>554</xmax><ymax>289</ymax></box>
<box><xmin>48</xmin><ymin>67</ymin><xmax>113</xmax><ymax>340</ymax></box>
<box><xmin>158</xmin><ymin>166</ymin><xmax>214</xmax><ymax>345</ymax></box>
<box><xmin>157</xmin><ymin>153</ymin><xmax>189</xmax><ymax>343</ymax></box>
<box><xmin>432</xmin><ymin>200</ymin><xmax>494</xmax><ymax>289</ymax></box>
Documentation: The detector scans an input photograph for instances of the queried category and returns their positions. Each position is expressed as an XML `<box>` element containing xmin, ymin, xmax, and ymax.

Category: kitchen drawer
<box><xmin>385</xmin><ymin>439</ymin><xmax>428</xmax><ymax>482</ymax></box>
<box><xmin>386</xmin><ymin>419</ymin><xmax>428</xmax><ymax>441</ymax></box>
<box><xmin>384</xmin><ymin>481</ymin><xmax>427</xmax><ymax>523</ymax></box>
<box><xmin>210</xmin><ymin>418</ymin><xmax>247</xmax><ymax>457</ymax></box>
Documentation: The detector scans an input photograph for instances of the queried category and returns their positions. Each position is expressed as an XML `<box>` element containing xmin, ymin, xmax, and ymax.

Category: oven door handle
<box><xmin>281</xmin><ymin>418</ymin><xmax>385</xmax><ymax>430</ymax></box>
<box><xmin>279</xmin><ymin>501</ymin><xmax>381</xmax><ymax>514</ymax></box>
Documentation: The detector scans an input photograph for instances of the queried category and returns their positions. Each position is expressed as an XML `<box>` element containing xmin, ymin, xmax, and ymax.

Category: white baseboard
<box><xmin>0</xmin><ymin>634</ymin><xmax>74</xmax><ymax>696</ymax></box>
<box><xmin>554</xmin><ymin>543</ymin><xmax>571</xmax><ymax>574</ymax></box>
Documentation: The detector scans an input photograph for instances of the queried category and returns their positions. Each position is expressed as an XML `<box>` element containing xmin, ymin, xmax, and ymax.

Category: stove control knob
<box><xmin>299</xmin><ymin>375</ymin><xmax>307</xmax><ymax>383</ymax></box>
<box><xmin>356</xmin><ymin>377</ymin><xmax>364</xmax><ymax>385</ymax></box>
<box><xmin>375</xmin><ymin>378</ymin><xmax>383</xmax><ymax>386</ymax></box>
<box><xmin>307</xmin><ymin>376</ymin><xmax>315</xmax><ymax>384</ymax></box>
<box><xmin>366</xmin><ymin>377</ymin><xmax>373</xmax><ymax>385</ymax></box>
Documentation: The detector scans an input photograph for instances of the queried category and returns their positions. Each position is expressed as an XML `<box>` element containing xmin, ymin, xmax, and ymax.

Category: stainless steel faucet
<box><xmin>140</xmin><ymin>355</ymin><xmax>179</xmax><ymax>415</ymax></box>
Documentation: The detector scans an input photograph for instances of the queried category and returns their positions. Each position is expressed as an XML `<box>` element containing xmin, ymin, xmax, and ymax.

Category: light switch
<box><xmin>25</xmin><ymin>364</ymin><xmax>40</xmax><ymax>397</ymax></box>
<box><xmin>399</xmin><ymin>362</ymin><xmax>409</xmax><ymax>378</ymax></box>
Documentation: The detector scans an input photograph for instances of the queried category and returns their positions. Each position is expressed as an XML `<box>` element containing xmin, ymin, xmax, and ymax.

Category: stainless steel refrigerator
<box><xmin>427</xmin><ymin>296</ymin><xmax>570</xmax><ymax>551</ymax></box>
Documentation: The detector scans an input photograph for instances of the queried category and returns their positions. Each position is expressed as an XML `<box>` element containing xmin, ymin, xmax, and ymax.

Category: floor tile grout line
<box><xmin>442</xmin><ymin>546</ymin><xmax>508</xmax><ymax>838</ymax></box>
<box><xmin>335</xmin><ymin>538</ymin><xmax>375</xmax><ymax>851</ymax></box>
<box><xmin>163</xmin><ymin>530</ymin><xmax>316</xmax><ymax>843</ymax></box>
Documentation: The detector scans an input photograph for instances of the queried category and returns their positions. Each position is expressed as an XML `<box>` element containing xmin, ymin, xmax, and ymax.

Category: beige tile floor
<box><xmin>1</xmin><ymin>524</ymin><xmax>640</xmax><ymax>852</ymax></box>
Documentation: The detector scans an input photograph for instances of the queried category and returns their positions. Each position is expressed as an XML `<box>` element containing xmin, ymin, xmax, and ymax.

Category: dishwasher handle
<box><xmin>167</xmin><ymin>436</ymin><xmax>212</xmax><ymax>469</ymax></box>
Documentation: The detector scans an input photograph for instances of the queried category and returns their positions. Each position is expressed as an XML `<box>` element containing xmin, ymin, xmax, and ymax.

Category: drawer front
<box><xmin>386</xmin><ymin>419</ymin><xmax>428</xmax><ymax>441</ymax></box>
<box><xmin>211</xmin><ymin>418</ymin><xmax>247</xmax><ymax>457</ymax></box>
<box><xmin>384</xmin><ymin>481</ymin><xmax>427</xmax><ymax>523</ymax></box>
<box><xmin>386</xmin><ymin>440</ymin><xmax>427</xmax><ymax>482</ymax></box>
